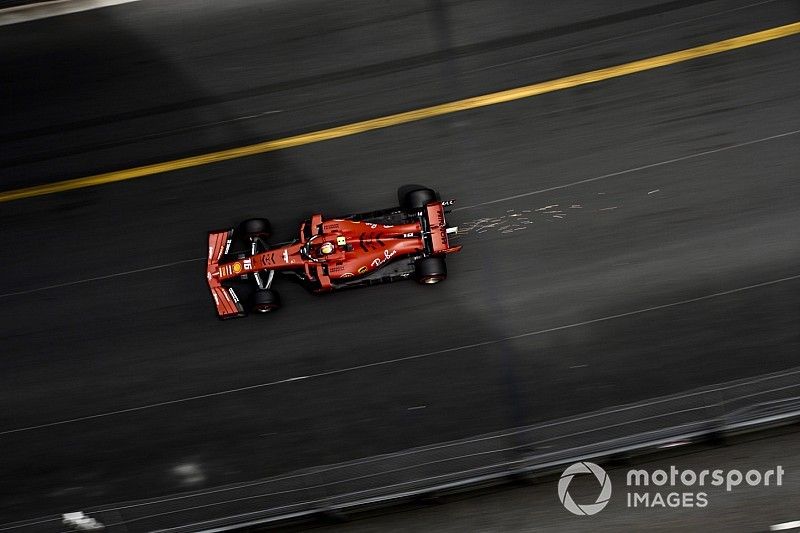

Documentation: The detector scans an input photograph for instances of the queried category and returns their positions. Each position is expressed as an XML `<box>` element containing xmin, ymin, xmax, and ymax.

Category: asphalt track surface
<box><xmin>1</xmin><ymin>0</ymin><xmax>799</xmax><ymax>525</ymax></box>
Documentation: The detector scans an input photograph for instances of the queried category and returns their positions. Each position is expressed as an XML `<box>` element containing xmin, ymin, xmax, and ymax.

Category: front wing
<box><xmin>207</xmin><ymin>229</ymin><xmax>245</xmax><ymax>319</ymax></box>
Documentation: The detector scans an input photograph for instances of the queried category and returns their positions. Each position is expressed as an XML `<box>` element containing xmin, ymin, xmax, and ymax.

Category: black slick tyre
<box><xmin>240</xmin><ymin>218</ymin><xmax>272</xmax><ymax>240</ymax></box>
<box><xmin>252</xmin><ymin>289</ymin><xmax>281</xmax><ymax>313</ymax></box>
<box><xmin>415</xmin><ymin>257</ymin><xmax>446</xmax><ymax>284</ymax></box>
<box><xmin>400</xmin><ymin>186</ymin><xmax>437</xmax><ymax>209</ymax></box>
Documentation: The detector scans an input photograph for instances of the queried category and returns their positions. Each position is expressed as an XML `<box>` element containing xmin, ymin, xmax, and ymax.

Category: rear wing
<box><xmin>426</xmin><ymin>200</ymin><xmax>462</xmax><ymax>254</ymax></box>
<box><xmin>207</xmin><ymin>229</ymin><xmax>245</xmax><ymax>319</ymax></box>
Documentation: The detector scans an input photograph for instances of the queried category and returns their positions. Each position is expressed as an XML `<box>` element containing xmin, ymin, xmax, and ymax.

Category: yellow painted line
<box><xmin>3</xmin><ymin>21</ymin><xmax>800</xmax><ymax>203</ymax></box>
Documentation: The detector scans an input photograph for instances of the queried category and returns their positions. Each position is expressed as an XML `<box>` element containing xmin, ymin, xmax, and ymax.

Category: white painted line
<box><xmin>0</xmin><ymin>0</ymin><xmax>143</xmax><ymax>26</ymax></box>
<box><xmin>0</xmin><ymin>257</ymin><xmax>203</xmax><ymax>299</ymax></box>
<box><xmin>455</xmin><ymin>129</ymin><xmax>800</xmax><ymax>211</ymax></box>
<box><xmin>771</xmin><ymin>521</ymin><xmax>800</xmax><ymax>531</ymax></box>
<box><xmin>1</xmin><ymin>273</ymin><xmax>799</xmax><ymax>437</ymax></box>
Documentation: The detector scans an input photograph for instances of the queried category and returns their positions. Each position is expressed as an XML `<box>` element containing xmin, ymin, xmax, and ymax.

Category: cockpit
<box><xmin>300</xmin><ymin>234</ymin><xmax>350</xmax><ymax>262</ymax></box>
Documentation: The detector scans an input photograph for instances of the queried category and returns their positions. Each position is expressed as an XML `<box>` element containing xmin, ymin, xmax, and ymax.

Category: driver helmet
<box><xmin>320</xmin><ymin>242</ymin><xmax>335</xmax><ymax>255</ymax></box>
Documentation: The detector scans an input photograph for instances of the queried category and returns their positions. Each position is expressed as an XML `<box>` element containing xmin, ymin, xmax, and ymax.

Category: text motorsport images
<box><xmin>558</xmin><ymin>461</ymin><xmax>786</xmax><ymax>516</ymax></box>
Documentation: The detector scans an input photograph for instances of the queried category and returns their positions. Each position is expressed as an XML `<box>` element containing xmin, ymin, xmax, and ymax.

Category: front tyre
<box><xmin>252</xmin><ymin>289</ymin><xmax>281</xmax><ymax>313</ymax></box>
<box><xmin>240</xmin><ymin>218</ymin><xmax>272</xmax><ymax>240</ymax></box>
<box><xmin>415</xmin><ymin>257</ymin><xmax>447</xmax><ymax>284</ymax></box>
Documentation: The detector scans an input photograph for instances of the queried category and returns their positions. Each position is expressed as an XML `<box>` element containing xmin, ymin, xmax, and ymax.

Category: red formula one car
<box><xmin>206</xmin><ymin>186</ymin><xmax>461</xmax><ymax>318</ymax></box>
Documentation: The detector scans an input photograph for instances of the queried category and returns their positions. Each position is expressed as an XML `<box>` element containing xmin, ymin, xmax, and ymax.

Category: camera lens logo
<box><xmin>558</xmin><ymin>461</ymin><xmax>612</xmax><ymax>516</ymax></box>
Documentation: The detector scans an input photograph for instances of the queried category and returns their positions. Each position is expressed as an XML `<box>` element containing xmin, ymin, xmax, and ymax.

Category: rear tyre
<box><xmin>400</xmin><ymin>186</ymin><xmax>438</xmax><ymax>209</ymax></box>
<box><xmin>415</xmin><ymin>257</ymin><xmax>447</xmax><ymax>284</ymax></box>
<box><xmin>240</xmin><ymin>218</ymin><xmax>272</xmax><ymax>240</ymax></box>
<box><xmin>252</xmin><ymin>289</ymin><xmax>281</xmax><ymax>313</ymax></box>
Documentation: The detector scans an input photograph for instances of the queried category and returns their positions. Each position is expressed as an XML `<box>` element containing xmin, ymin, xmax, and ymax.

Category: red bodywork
<box><xmin>207</xmin><ymin>201</ymin><xmax>461</xmax><ymax>318</ymax></box>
